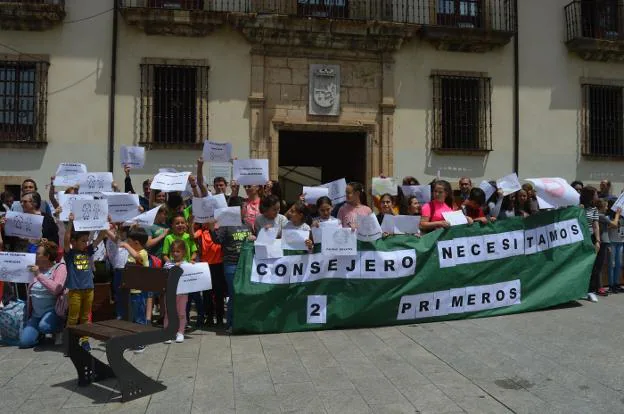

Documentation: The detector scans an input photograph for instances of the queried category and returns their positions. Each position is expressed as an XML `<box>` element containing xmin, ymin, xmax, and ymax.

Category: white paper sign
<box><xmin>150</xmin><ymin>172</ymin><xmax>191</xmax><ymax>192</ymax></box>
<box><xmin>321</xmin><ymin>226</ymin><xmax>357</xmax><ymax>256</ymax></box>
<box><xmin>4</xmin><ymin>211</ymin><xmax>44</xmax><ymax>239</ymax></box>
<box><xmin>254</xmin><ymin>239</ymin><xmax>283</xmax><ymax>259</ymax></box>
<box><xmin>192</xmin><ymin>194</ymin><xmax>228</xmax><ymax>223</ymax></box>
<box><xmin>120</xmin><ymin>146</ymin><xmax>145</xmax><ymax>169</ymax></box>
<box><xmin>10</xmin><ymin>200</ymin><xmax>22</xmax><ymax>213</ymax></box>
<box><xmin>442</xmin><ymin>211</ymin><xmax>468</xmax><ymax>226</ymax></box>
<box><xmin>0</xmin><ymin>252</ymin><xmax>36</xmax><ymax>283</ymax></box>
<box><xmin>372</xmin><ymin>177</ymin><xmax>398</xmax><ymax>196</ymax></box>
<box><xmin>321</xmin><ymin>178</ymin><xmax>347</xmax><ymax>204</ymax></box>
<box><xmin>307</xmin><ymin>295</ymin><xmax>327</xmax><ymax>324</ymax></box>
<box><xmin>203</xmin><ymin>140</ymin><xmax>232</xmax><ymax>163</ymax></box>
<box><xmin>479</xmin><ymin>181</ymin><xmax>496</xmax><ymax>201</ymax></box>
<box><xmin>57</xmin><ymin>193</ymin><xmax>94</xmax><ymax>222</ymax></box>
<box><xmin>208</xmin><ymin>163</ymin><xmax>233</xmax><ymax>186</ymax></box>
<box><xmin>381</xmin><ymin>215</ymin><xmax>421</xmax><ymax>235</ymax></box>
<box><xmin>613</xmin><ymin>192</ymin><xmax>624</xmax><ymax>212</ymax></box>
<box><xmin>71</xmin><ymin>199</ymin><xmax>109</xmax><ymax>231</ymax></box>
<box><xmin>54</xmin><ymin>163</ymin><xmax>87</xmax><ymax>187</ymax></box>
<box><xmin>124</xmin><ymin>205</ymin><xmax>161</xmax><ymax>228</ymax></box>
<box><xmin>281</xmin><ymin>229</ymin><xmax>310</xmax><ymax>251</ymax></box>
<box><xmin>303</xmin><ymin>186</ymin><xmax>329</xmax><ymax>204</ymax></box>
<box><xmin>177</xmin><ymin>262</ymin><xmax>212</xmax><ymax>294</ymax></box>
<box><xmin>311</xmin><ymin>220</ymin><xmax>341</xmax><ymax>244</ymax></box>
<box><xmin>256</xmin><ymin>227</ymin><xmax>279</xmax><ymax>245</ymax></box>
<box><xmin>526</xmin><ymin>178</ymin><xmax>580</xmax><ymax>210</ymax></box>
<box><xmin>233</xmin><ymin>159</ymin><xmax>269</xmax><ymax>186</ymax></box>
<box><xmin>356</xmin><ymin>213</ymin><xmax>383</xmax><ymax>242</ymax></box>
<box><xmin>497</xmin><ymin>173</ymin><xmax>521</xmax><ymax>196</ymax></box>
<box><xmin>78</xmin><ymin>172</ymin><xmax>113</xmax><ymax>194</ymax></box>
<box><xmin>401</xmin><ymin>185</ymin><xmax>431</xmax><ymax>203</ymax></box>
<box><xmin>215</xmin><ymin>206</ymin><xmax>242</xmax><ymax>227</ymax></box>
<box><xmin>101</xmin><ymin>192</ymin><xmax>140</xmax><ymax>223</ymax></box>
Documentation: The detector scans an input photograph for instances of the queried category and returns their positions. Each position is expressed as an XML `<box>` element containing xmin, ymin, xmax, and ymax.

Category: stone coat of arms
<box><xmin>309</xmin><ymin>64</ymin><xmax>340</xmax><ymax>116</ymax></box>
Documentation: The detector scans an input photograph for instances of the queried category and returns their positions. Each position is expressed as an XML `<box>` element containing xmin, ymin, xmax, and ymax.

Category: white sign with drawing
<box><xmin>78</xmin><ymin>172</ymin><xmax>113</xmax><ymax>194</ymax></box>
<box><xmin>124</xmin><ymin>205</ymin><xmax>161</xmax><ymax>228</ymax></box>
<box><xmin>203</xmin><ymin>140</ymin><xmax>232</xmax><ymax>163</ymax></box>
<box><xmin>176</xmin><ymin>262</ymin><xmax>212</xmax><ymax>294</ymax></box>
<box><xmin>57</xmin><ymin>193</ymin><xmax>94</xmax><ymax>222</ymax></box>
<box><xmin>192</xmin><ymin>194</ymin><xmax>228</xmax><ymax>223</ymax></box>
<box><xmin>54</xmin><ymin>163</ymin><xmax>87</xmax><ymax>187</ymax></box>
<box><xmin>320</xmin><ymin>178</ymin><xmax>347</xmax><ymax>204</ymax></box>
<box><xmin>311</xmin><ymin>220</ymin><xmax>341</xmax><ymax>244</ymax></box>
<box><xmin>0</xmin><ymin>252</ymin><xmax>36</xmax><ymax>283</ymax></box>
<box><xmin>101</xmin><ymin>192</ymin><xmax>140</xmax><ymax>223</ymax></box>
<box><xmin>4</xmin><ymin>211</ymin><xmax>44</xmax><ymax>240</ymax></box>
<box><xmin>401</xmin><ymin>185</ymin><xmax>431</xmax><ymax>203</ymax></box>
<box><xmin>497</xmin><ymin>173</ymin><xmax>521</xmax><ymax>196</ymax></box>
<box><xmin>372</xmin><ymin>177</ymin><xmax>398</xmax><ymax>196</ymax></box>
<box><xmin>356</xmin><ymin>213</ymin><xmax>383</xmax><ymax>242</ymax></box>
<box><xmin>214</xmin><ymin>206</ymin><xmax>242</xmax><ymax>227</ymax></box>
<box><xmin>281</xmin><ymin>229</ymin><xmax>310</xmax><ymax>251</ymax></box>
<box><xmin>321</xmin><ymin>226</ymin><xmax>357</xmax><ymax>256</ymax></box>
<box><xmin>150</xmin><ymin>172</ymin><xmax>191</xmax><ymax>192</ymax></box>
<box><xmin>120</xmin><ymin>146</ymin><xmax>145</xmax><ymax>169</ymax></box>
<box><xmin>303</xmin><ymin>186</ymin><xmax>329</xmax><ymax>204</ymax></box>
<box><xmin>233</xmin><ymin>159</ymin><xmax>269</xmax><ymax>186</ymax></box>
<box><xmin>71</xmin><ymin>199</ymin><xmax>109</xmax><ymax>231</ymax></box>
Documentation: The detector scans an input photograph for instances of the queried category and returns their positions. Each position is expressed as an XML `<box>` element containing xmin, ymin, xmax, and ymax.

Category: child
<box><xmin>311</xmin><ymin>197</ymin><xmax>340</xmax><ymax>227</ymax></box>
<box><xmin>284</xmin><ymin>201</ymin><xmax>311</xmax><ymax>232</ymax></box>
<box><xmin>105</xmin><ymin>223</ymin><xmax>130</xmax><ymax>320</ymax></box>
<box><xmin>207</xmin><ymin>211</ymin><xmax>253</xmax><ymax>334</ymax></box>
<box><xmin>195</xmin><ymin>223</ymin><xmax>226</xmax><ymax>327</ymax></box>
<box><xmin>254</xmin><ymin>195</ymin><xmax>288</xmax><ymax>235</ymax></box>
<box><xmin>406</xmin><ymin>196</ymin><xmax>421</xmax><ymax>216</ymax></box>
<box><xmin>64</xmin><ymin>213</ymin><xmax>108</xmax><ymax>352</ymax></box>
<box><xmin>146</xmin><ymin>205</ymin><xmax>168</xmax><ymax>320</ymax></box>
<box><xmin>120</xmin><ymin>227</ymin><xmax>150</xmax><ymax>353</ymax></box>
<box><xmin>163</xmin><ymin>239</ymin><xmax>189</xmax><ymax>343</ymax></box>
<box><xmin>462</xmin><ymin>188</ymin><xmax>490</xmax><ymax>224</ymax></box>
<box><xmin>376</xmin><ymin>194</ymin><xmax>395</xmax><ymax>225</ymax></box>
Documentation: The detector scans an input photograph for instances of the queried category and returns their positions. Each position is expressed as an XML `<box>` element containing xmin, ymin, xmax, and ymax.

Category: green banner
<box><xmin>233</xmin><ymin>207</ymin><xmax>594</xmax><ymax>334</ymax></box>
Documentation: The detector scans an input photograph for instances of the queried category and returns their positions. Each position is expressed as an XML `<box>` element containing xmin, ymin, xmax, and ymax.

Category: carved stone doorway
<box><xmin>278</xmin><ymin>130</ymin><xmax>366</xmax><ymax>204</ymax></box>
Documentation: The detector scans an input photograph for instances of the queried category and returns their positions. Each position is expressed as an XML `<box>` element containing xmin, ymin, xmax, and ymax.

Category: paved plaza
<box><xmin>1</xmin><ymin>296</ymin><xmax>624</xmax><ymax>414</ymax></box>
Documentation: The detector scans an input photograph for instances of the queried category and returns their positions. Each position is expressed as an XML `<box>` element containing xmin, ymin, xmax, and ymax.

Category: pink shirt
<box><xmin>337</xmin><ymin>203</ymin><xmax>373</xmax><ymax>228</ymax></box>
<box><xmin>242</xmin><ymin>198</ymin><xmax>260</xmax><ymax>228</ymax></box>
<box><xmin>421</xmin><ymin>200</ymin><xmax>454</xmax><ymax>222</ymax></box>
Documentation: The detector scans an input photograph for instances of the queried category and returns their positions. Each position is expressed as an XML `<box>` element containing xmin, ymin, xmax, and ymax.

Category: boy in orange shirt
<box><xmin>194</xmin><ymin>222</ymin><xmax>226</xmax><ymax>327</ymax></box>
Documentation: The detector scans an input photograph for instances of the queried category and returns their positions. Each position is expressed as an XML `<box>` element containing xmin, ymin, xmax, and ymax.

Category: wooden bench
<box><xmin>65</xmin><ymin>264</ymin><xmax>183</xmax><ymax>402</ymax></box>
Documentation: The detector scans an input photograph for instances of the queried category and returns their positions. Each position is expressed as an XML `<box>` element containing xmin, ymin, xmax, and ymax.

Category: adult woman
<box><xmin>420</xmin><ymin>180</ymin><xmax>465</xmax><ymax>232</ymax></box>
<box><xmin>241</xmin><ymin>185</ymin><xmax>261</xmax><ymax>228</ymax></box>
<box><xmin>521</xmin><ymin>183</ymin><xmax>539</xmax><ymax>214</ymax></box>
<box><xmin>19</xmin><ymin>241</ymin><xmax>66</xmax><ymax>348</ymax></box>
<box><xmin>337</xmin><ymin>182</ymin><xmax>372</xmax><ymax>228</ymax></box>
<box><xmin>581</xmin><ymin>186</ymin><xmax>606</xmax><ymax>302</ymax></box>
<box><xmin>21</xmin><ymin>192</ymin><xmax>59</xmax><ymax>246</ymax></box>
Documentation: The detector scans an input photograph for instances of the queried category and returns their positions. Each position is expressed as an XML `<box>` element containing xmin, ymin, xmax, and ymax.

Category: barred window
<box><xmin>0</xmin><ymin>59</ymin><xmax>48</xmax><ymax>144</ymax></box>
<box><xmin>431</xmin><ymin>72</ymin><xmax>492</xmax><ymax>151</ymax></box>
<box><xmin>140</xmin><ymin>61</ymin><xmax>209</xmax><ymax>147</ymax></box>
<box><xmin>582</xmin><ymin>83</ymin><xmax>624</xmax><ymax>157</ymax></box>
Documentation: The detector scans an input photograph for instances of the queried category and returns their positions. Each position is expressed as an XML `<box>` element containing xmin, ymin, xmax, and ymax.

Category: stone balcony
<box><xmin>0</xmin><ymin>0</ymin><xmax>65</xmax><ymax>31</ymax></box>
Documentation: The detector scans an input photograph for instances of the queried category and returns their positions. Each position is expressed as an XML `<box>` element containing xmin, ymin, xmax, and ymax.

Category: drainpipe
<box><xmin>107</xmin><ymin>0</ymin><xmax>119</xmax><ymax>173</ymax></box>
<box><xmin>512</xmin><ymin>0</ymin><xmax>519</xmax><ymax>174</ymax></box>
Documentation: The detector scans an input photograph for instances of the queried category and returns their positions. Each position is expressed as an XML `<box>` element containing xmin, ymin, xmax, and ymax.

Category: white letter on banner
<box><xmin>396</xmin><ymin>250</ymin><xmax>416</xmax><ymax>277</ymax></box>
<box><xmin>447</xmin><ymin>288</ymin><xmax>467</xmax><ymax>314</ymax></box>
<box><xmin>524</xmin><ymin>228</ymin><xmax>537</xmax><ymax>256</ymax></box>
<box><xmin>412</xmin><ymin>293</ymin><xmax>435</xmax><ymax>319</ymax></box>
<box><xmin>437</xmin><ymin>239</ymin><xmax>456</xmax><ymax>268</ymax></box>
<box><xmin>432</xmin><ymin>290</ymin><xmax>451</xmax><ymax>317</ymax></box>
<box><xmin>397</xmin><ymin>296</ymin><xmax>418</xmax><ymax>320</ymax></box>
<box><xmin>535</xmin><ymin>226</ymin><xmax>550</xmax><ymax>253</ymax></box>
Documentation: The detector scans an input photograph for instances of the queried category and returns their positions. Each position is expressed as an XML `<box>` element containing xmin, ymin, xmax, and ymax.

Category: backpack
<box><xmin>148</xmin><ymin>254</ymin><xmax>162</xmax><ymax>269</ymax></box>
<box><xmin>0</xmin><ymin>299</ymin><xmax>25</xmax><ymax>346</ymax></box>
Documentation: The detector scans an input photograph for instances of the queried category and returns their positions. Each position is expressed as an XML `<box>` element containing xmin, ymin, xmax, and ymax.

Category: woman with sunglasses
<box><xmin>241</xmin><ymin>184</ymin><xmax>261</xmax><ymax>228</ymax></box>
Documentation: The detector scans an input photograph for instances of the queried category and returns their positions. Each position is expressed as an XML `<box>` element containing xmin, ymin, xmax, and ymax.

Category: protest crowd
<box><xmin>0</xmin><ymin>146</ymin><xmax>621</xmax><ymax>352</ymax></box>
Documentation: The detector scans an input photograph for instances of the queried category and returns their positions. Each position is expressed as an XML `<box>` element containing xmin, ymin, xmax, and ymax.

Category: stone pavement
<box><xmin>2</xmin><ymin>296</ymin><xmax>624</xmax><ymax>414</ymax></box>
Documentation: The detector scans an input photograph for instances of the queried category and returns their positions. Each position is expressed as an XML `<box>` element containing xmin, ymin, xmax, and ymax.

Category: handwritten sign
<box><xmin>192</xmin><ymin>194</ymin><xmax>228</xmax><ymax>223</ymax></box>
<box><xmin>4</xmin><ymin>211</ymin><xmax>43</xmax><ymax>240</ymax></box>
<box><xmin>497</xmin><ymin>173</ymin><xmax>521</xmax><ymax>196</ymax></box>
<box><xmin>321</xmin><ymin>227</ymin><xmax>357</xmax><ymax>256</ymax></box>
<box><xmin>54</xmin><ymin>163</ymin><xmax>87</xmax><ymax>187</ymax></box>
<box><xmin>78</xmin><ymin>172</ymin><xmax>113</xmax><ymax>194</ymax></box>
<box><xmin>233</xmin><ymin>159</ymin><xmax>269</xmax><ymax>186</ymax></box>
<box><xmin>321</xmin><ymin>178</ymin><xmax>347</xmax><ymax>204</ymax></box>
<box><xmin>203</xmin><ymin>140</ymin><xmax>232</xmax><ymax>163</ymax></box>
<box><xmin>0</xmin><ymin>252</ymin><xmax>36</xmax><ymax>283</ymax></box>
<box><xmin>120</xmin><ymin>146</ymin><xmax>145</xmax><ymax>169</ymax></box>
<box><xmin>71</xmin><ymin>199</ymin><xmax>109</xmax><ymax>231</ymax></box>
<box><xmin>150</xmin><ymin>172</ymin><xmax>191</xmax><ymax>193</ymax></box>
<box><xmin>57</xmin><ymin>193</ymin><xmax>94</xmax><ymax>222</ymax></box>
<box><xmin>101</xmin><ymin>192</ymin><xmax>140</xmax><ymax>223</ymax></box>
<box><xmin>177</xmin><ymin>262</ymin><xmax>212</xmax><ymax>294</ymax></box>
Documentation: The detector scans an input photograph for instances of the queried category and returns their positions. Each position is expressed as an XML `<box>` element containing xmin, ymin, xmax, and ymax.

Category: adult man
<box><xmin>459</xmin><ymin>177</ymin><xmax>472</xmax><ymax>201</ymax></box>
<box><xmin>196</xmin><ymin>157</ymin><xmax>242</xmax><ymax>206</ymax></box>
<box><xmin>599</xmin><ymin>180</ymin><xmax>617</xmax><ymax>202</ymax></box>
<box><xmin>124</xmin><ymin>165</ymin><xmax>150</xmax><ymax>211</ymax></box>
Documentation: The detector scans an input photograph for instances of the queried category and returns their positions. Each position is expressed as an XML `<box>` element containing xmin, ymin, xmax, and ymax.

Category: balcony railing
<box><xmin>0</xmin><ymin>0</ymin><xmax>65</xmax><ymax>30</ymax></box>
<box><xmin>565</xmin><ymin>0</ymin><xmax>623</xmax><ymax>41</ymax></box>
<box><xmin>119</xmin><ymin>0</ymin><xmax>515</xmax><ymax>30</ymax></box>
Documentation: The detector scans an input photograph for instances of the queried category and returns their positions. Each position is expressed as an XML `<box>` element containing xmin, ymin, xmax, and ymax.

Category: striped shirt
<box><xmin>585</xmin><ymin>207</ymin><xmax>598</xmax><ymax>235</ymax></box>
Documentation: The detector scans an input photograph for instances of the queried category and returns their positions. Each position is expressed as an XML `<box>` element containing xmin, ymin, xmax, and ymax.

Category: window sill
<box><xmin>139</xmin><ymin>142</ymin><xmax>203</xmax><ymax>150</ymax></box>
<box><xmin>582</xmin><ymin>153</ymin><xmax>624</xmax><ymax>161</ymax></box>
<box><xmin>0</xmin><ymin>141</ymin><xmax>48</xmax><ymax>149</ymax></box>
<box><xmin>432</xmin><ymin>148</ymin><xmax>491</xmax><ymax>156</ymax></box>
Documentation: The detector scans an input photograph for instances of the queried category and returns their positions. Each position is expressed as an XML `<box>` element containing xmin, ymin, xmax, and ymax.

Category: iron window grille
<box><xmin>431</xmin><ymin>71</ymin><xmax>492</xmax><ymax>151</ymax></box>
<box><xmin>582</xmin><ymin>83</ymin><xmax>624</xmax><ymax>157</ymax></box>
<box><xmin>0</xmin><ymin>58</ymin><xmax>49</xmax><ymax>144</ymax></box>
<box><xmin>140</xmin><ymin>61</ymin><xmax>209</xmax><ymax>147</ymax></box>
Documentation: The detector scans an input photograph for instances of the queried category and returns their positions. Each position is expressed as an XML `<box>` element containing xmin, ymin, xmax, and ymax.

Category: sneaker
<box><xmin>54</xmin><ymin>333</ymin><xmax>63</xmax><ymax>346</ymax></box>
<box><xmin>175</xmin><ymin>333</ymin><xmax>185</xmax><ymax>343</ymax></box>
<box><xmin>597</xmin><ymin>288</ymin><xmax>609</xmax><ymax>297</ymax></box>
<box><xmin>133</xmin><ymin>345</ymin><xmax>146</xmax><ymax>354</ymax></box>
<box><xmin>80</xmin><ymin>340</ymin><xmax>91</xmax><ymax>352</ymax></box>
<box><xmin>164</xmin><ymin>339</ymin><xmax>172</xmax><ymax>344</ymax></box>
<box><xmin>587</xmin><ymin>292</ymin><xmax>598</xmax><ymax>303</ymax></box>
<box><xmin>225</xmin><ymin>327</ymin><xmax>232</xmax><ymax>335</ymax></box>
<box><xmin>610</xmin><ymin>286</ymin><xmax>620</xmax><ymax>294</ymax></box>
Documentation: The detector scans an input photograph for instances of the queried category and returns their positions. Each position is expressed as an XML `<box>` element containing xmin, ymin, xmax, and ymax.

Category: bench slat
<box><xmin>69</xmin><ymin>323</ymin><xmax>134</xmax><ymax>341</ymax></box>
<box><xmin>97</xmin><ymin>319</ymin><xmax>158</xmax><ymax>334</ymax></box>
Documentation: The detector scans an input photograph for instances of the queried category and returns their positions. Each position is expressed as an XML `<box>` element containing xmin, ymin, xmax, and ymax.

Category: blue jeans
<box><xmin>19</xmin><ymin>310</ymin><xmax>63</xmax><ymax>348</ymax></box>
<box><xmin>224</xmin><ymin>263</ymin><xmax>237</xmax><ymax>328</ymax></box>
<box><xmin>130</xmin><ymin>293</ymin><xmax>147</xmax><ymax>325</ymax></box>
<box><xmin>609</xmin><ymin>243</ymin><xmax>623</xmax><ymax>287</ymax></box>
<box><xmin>186</xmin><ymin>292</ymin><xmax>205</xmax><ymax>325</ymax></box>
<box><xmin>113</xmin><ymin>269</ymin><xmax>124</xmax><ymax>319</ymax></box>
